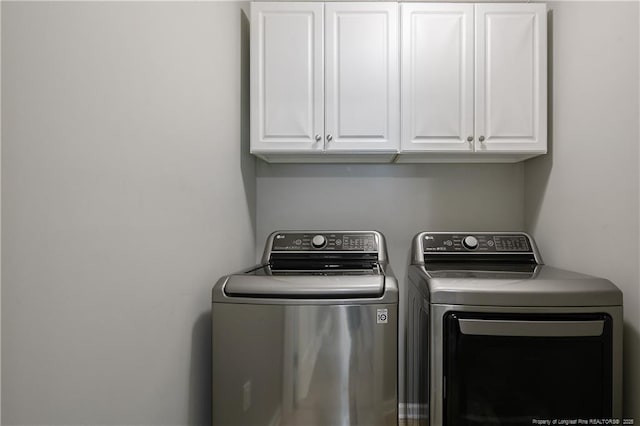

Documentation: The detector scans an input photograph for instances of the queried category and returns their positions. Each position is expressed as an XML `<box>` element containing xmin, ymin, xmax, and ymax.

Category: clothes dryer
<box><xmin>405</xmin><ymin>232</ymin><xmax>622</xmax><ymax>426</ymax></box>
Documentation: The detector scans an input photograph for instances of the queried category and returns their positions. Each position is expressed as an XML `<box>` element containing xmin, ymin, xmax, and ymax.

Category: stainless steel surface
<box><xmin>458</xmin><ymin>318</ymin><xmax>605</xmax><ymax>337</ymax></box>
<box><xmin>428</xmin><ymin>304</ymin><xmax>623</xmax><ymax>424</ymax></box>
<box><xmin>403</xmin><ymin>272</ymin><xmax>429</xmax><ymax>424</ymax></box>
<box><xmin>213</xmin><ymin>230</ymin><xmax>398</xmax><ymax>426</ymax></box>
<box><xmin>212</xmin><ymin>303</ymin><xmax>398</xmax><ymax>426</ymax></box>
<box><xmin>410</xmin><ymin>264</ymin><xmax>622</xmax><ymax>307</ymax></box>
<box><xmin>213</xmin><ymin>267</ymin><xmax>398</xmax><ymax>307</ymax></box>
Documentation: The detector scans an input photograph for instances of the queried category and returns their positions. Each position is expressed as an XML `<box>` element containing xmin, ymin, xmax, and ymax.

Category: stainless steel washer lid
<box><xmin>224</xmin><ymin>273</ymin><xmax>385</xmax><ymax>298</ymax></box>
<box><xmin>213</xmin><ymin>230</ymin><xmax>399</xmax><ymax>305</ymax></box>
<box><xmin>410</xmin><ymin>265</ymin><xmax>622</xmax><ymax>307</ymax></box>
<box><xmin>213</xmin><ymin>266</ymin><xmax>399</xmax><ymax>305</ymax></box>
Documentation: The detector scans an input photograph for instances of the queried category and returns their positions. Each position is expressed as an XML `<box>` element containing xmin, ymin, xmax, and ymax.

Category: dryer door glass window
<box><xmin>443</xmin><ymin>313</ymin><xmax>613</xmax><ymax>425</ymax></box>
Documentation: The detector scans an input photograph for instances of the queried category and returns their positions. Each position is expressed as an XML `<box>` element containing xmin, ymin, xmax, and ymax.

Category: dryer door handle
<box><xmin>458</xmin><ymin>319</ymin><xmax>605</xmax><ymax>337</ymax></box>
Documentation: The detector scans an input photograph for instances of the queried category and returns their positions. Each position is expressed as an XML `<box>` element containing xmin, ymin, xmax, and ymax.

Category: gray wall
<box><xmin>0</xmin><ymin>2</ymin><xmax>3</xmax><ymax>421</ymax></box>
<box><xmin>256</xmin><ymin>163</ymin><xmax>525</xmax><ymax>280</ymax></box>
<box><xmin>525</xmin><ymin>1</ymin><xmax>640</xmax><ymax>418</ymax></box>
<box><xmin>1</xmin><ymin>2</ymin><xmax>255</xmax><ymax>425</ymax></box>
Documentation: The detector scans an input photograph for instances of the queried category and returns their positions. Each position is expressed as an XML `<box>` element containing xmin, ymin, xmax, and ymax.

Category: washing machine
<box><xmin>212</xmin><ymin>230</ymin><xmax>398</xmax><ymax>426</ymax></box>
<box><xmin>405</xmin><ymin>231</ymin><xmax>622</xmax><ymax>426</ymax></box>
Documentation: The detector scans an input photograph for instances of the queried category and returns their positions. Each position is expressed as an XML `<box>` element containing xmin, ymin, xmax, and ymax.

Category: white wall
<box><xmin>1</xmin><ymin>2</ymin><xmax>255</xmax><ymax>425</ymax></box>
<box><xmin>525</xmin><ymin>1</ymin><xmax>640</xmax><ymax>418</ymax></box>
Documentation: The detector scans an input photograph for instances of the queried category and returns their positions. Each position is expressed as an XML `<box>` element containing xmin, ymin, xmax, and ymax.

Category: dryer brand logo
<box><xmin>377</xmin><ymin>309</ymin><xmax>388</xmax><ymax>324</ymax></box>
<box><xmin>425</xmin><ymin>236</ymin><xmax>434</xmax><ymax>240</ymax></box>
<box><xmin>276</xmin><ymin>235</ymin><xmax>285</xmax><ymax>239</ymax></box>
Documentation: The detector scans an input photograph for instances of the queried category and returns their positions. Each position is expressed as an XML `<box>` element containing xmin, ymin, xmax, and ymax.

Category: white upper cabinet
<box><xmin>251</xmin><ymin>3</ymin><xmax>324</xmax><ymax>153</ymax></box>
<box><xmin>325</xmin><ymin>3</ymin><xmax>399</xmax><ymax>153</ymax></box>
<box><xmin>475</xmin><ymin>3</ymin><xmax>547</xmax><ymax>153</ymax></box>
<box><xmin>251</xmin><ymin>2</ymin><xmax>547</xmax><ymax>163</ymax></box>
<box><xmin>401</xmin><ymin>4</ymin><xmax>474</xmax><ymax>152</ymax></box>
<box><xmin>250</xmin><ymin>2</ymin><xmax>399</xmax><ymax>162</ymax></box>
<box><xmin>399</xmin><ymin>3</ymin><xmax>547</xmax><ymax>162</ymax></box>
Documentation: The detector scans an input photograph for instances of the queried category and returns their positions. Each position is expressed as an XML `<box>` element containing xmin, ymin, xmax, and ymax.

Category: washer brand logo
<box><xmin>276</xmin><ymin>235</ymin><xmax>285</xmax><ymax>239</ymax></box>
<box><xmin>425</xmin><ymin>236</ymin><xmax>435</xmax><ymax>240</ymax></box>
<box><xmin>377</xmin><ymin>309</ymin><xmax>388</xmax><ymax>324</ymax></box>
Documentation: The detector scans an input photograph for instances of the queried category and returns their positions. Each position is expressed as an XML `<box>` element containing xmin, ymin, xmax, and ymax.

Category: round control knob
<box><xmin>311</xmin><ymin>235</ymin><xmax>327</xmax><ymax>248</ymax></box>
<box><xmin>463</xmin><ymin>235</ymin><xmax>479</xmax><ymax>250</ymax></box>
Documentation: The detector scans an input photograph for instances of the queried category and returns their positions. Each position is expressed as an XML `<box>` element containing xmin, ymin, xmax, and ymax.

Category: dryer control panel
<box><xmin>422</xmin><ymin>233</ymin><xmax>532</xmax><ymax>253</ymax></box>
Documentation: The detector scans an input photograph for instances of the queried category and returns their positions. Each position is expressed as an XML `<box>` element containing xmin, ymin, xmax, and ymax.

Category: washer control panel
<box><xmin>422</xmin><ymin>233</ymin><xmax>531</xmax><ymax>253</ymax></box>
<box><xmin>272</xmin><ymin>232</ymin><xmax>378</xmax><ymax>252</ymax></box>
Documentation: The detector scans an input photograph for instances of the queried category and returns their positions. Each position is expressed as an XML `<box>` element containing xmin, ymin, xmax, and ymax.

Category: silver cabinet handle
<box><xmin>467</xmin><ymin>136</ymin><xmax>473</xmax><ymax>142</ymax></box>
<box><xmin>478</xmin><ymin>136</ymin><xmax>485</xmax><ymax>142</ymax></box>
<box><xmin>314</xmin><ymin>134</ymin><xmax>321</xmax><ymax>142</ymax></box>
<box><xmin>326</xmin><ymin>134</ymin><xmax>333</xmax><ymax>142</ymax></box>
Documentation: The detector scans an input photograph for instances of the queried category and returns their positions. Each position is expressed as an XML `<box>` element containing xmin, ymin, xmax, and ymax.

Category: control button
<box><xmin>335</xmin><ymin>239</ymin><xmax>342</xmax><ymax>245</ymax></box>
<box><xmin>311</xmin><ymin>235</ymin><xmax>327</xmax><ymax>249</ymax></box>
<box><xmin>444</xmin><ymin>240</ymin><xmax>453</xmax><ymax>247</ymax></box>
<box><xmin>463</xmin><ymin>235</ymin><xmax>479</xmax><ymax>250</ymax></box>
<box><xmin>294</xmin><ymin>239</ymin><xmax>302</xmax><ymax>246</ymax></box>
<box><xmin>487</xmin><ymin>240</ymin><xmax>495</xmax><ymax>247</ymax></box>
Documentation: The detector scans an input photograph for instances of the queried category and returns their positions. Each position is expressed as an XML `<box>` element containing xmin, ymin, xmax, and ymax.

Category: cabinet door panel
<box><xmin>251</xmin><ymin>2</ymin><xmax>324</xmax><ymax>153</ymax></box>
<box><xmin>401</xmin><ymin>4</ymin><xmax>473</xmax><ymax>152</ymax></box>
<box><xmin>325</xmin><ymin>2</ymin><xmax>399</xmax><ymax>152</ymax></box>
<box><xmin>475</xmin><ymin>4</ymin><xmax>547</xmax><ymax>153</ymax></box>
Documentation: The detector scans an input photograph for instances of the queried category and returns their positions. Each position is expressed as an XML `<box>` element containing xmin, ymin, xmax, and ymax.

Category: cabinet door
<box><xmin>251</xmin><ymin>2</ymin><xmax>324</xmax><ymax>153</ymax></box>
<box><xmin>475</xmin><ymin>4</ymin><xmax>547</xmax><ymax>153</ymax></box>
<box><xmin>401</xmin><ymin>4</ymin><xmax>473</xmax><ymax>152</ymax></box>
<box><xmin>325</xmin><ymin>2</ymin><xmax>399</xmax><ymax>152</ymax></box>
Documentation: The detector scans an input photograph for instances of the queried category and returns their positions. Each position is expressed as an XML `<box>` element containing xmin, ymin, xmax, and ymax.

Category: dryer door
<box><xmin>442</xmin><ymin>312</ymin><xmax>613</xmax><ymax>425</ymax></box>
